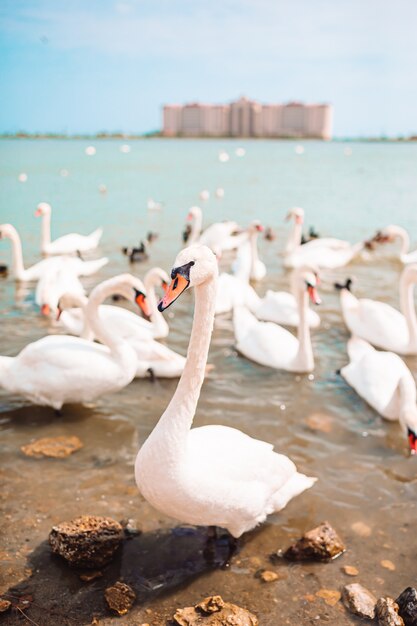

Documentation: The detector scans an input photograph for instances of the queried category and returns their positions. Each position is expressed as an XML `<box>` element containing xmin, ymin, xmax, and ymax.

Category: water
<box><xmin>1</xmin><ymin>139</ymin><xmax>417</xmax><ymax>624</ymax></box>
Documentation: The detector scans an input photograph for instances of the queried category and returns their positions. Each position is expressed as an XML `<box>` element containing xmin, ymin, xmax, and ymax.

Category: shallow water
<box><xmin>0</xmin><ymin>139</ymin><xmax>417</xmax><ymax>624</ymax></box>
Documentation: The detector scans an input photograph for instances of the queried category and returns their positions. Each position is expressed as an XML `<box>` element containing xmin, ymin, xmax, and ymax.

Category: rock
<box><xmin>396</xmin><ymin>588</ymin><xmax>417</xmax><ymax>626</ymax></box>
<box><xmin>351</xmin><ymin>521</ymin><xmax>372</xmax><ymax>537</ymax></box>
<box><xmin>104</xmin><ymin>581</ymin><xmax>136</xmax><ymax>616</ymax></box>
<box><xmin>21</xmin><ymin>435</ymin><xmax>83</xmax><ymax>458</ymax></box>
<box><xmin>342</xmin><ymin>583</ymin><xmax>377</xmax><ymax>619</ymax></box>
<box><xmin>283</xmin><ymin>521</ymin><xmax>345</xmax><ymax>561</ymax></box>
<box><xmin>49</xmin><ymin>515</ymin><xmax>123</xmax><ymax>568</ymax></box>
<box><xmin>79</xmin><ymin>570</ymin><xmax>103</xmax><ymax>582</ymax></box>
<box><xmin>120</xmin><ymin>518</ymin><xmax>142</xmax><ymax>537</ymax></box>
<box><xmin>376</xmin><ymin>597</ymin><xmax>404</xmax><ymax>626</ymax></box>
<box><xmin>173</xmin><ymin>595</ymin><xmax>258</xmax><ymax>625</ymax></box>
<box><xmin>316</xmin><ymin>589</ymin><xmax>341</xmax><ymax>606</ymax></box>
<box><xmin>343</xmin><ymin>565</ymin><xmax>359</xmax><ymax>576</ymax></box>
<box><xmin>306</xmin><ymin>413</ymin><xmax>333</xmax><ymax>433</ymax></box>
<box><xmin>381</xmin><ymin>559</ymin><xmax>396</xmax><ymax>571</ymax></box>
<box><xmin>259</xmin><ymin>570</ymin><xmax>279</xmax><ymax>583</ymax></box>
<box><xmin>0</xmin><ymin>599</ymin><xmax>11</xmax><ymax>613</ymax></box>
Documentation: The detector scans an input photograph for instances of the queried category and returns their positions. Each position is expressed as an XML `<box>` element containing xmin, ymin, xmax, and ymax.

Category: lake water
<box><xmin>0</xmin><ymin>139</ymin><xmax>417</xmax><ymax>625</ymax></box>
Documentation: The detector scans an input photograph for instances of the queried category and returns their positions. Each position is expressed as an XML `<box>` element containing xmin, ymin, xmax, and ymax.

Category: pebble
<box><xmin>79</xmin><ymin>570</ymin><xmax>103</xmax><ymax>583</ymax></box>
<box><xmin>21</xmin><ymin>436</ymin><xmax>83</xmax><ymax>458</ymax></box>
<box><xmin>49</xmin><ymin>515</ymin><xmax>124</xmax><ymax>568</ymax></box>
<box><xmin>381</xmin><ymin>559</ymin><xmax>396</xmax><ymax>571</ymax></box>
<box><xmin>173</xmin><ymin>595</ymin><xmax>258</xmax><ymax>625</ymax></box>
<box><xmin>283</xmin><ymin>521</ymin><xmax>345</xmax><ymax>561</ymax></box>
<box><xmin>306</xmin><ymin>413</ymin><xmax>333</xmax><ymax>433</ymax></box>
<box><xmin>259</xmin><ymin>570</ymin><xmax>279</xmax><ymax>583</ymax></box>
<box><xmin>0</xmin><ymin>599</ymin><xmax>11</xmax><ymax>612</ymax></box>
<box><xmin>343</xmin><ymin>565</ymin><xmax>359</xmax><ymax>576</ymax></box>
<box><xmin>104</xmin><ymin>581</ymin><xmax>136</xmax><ymax>616</ymax></box>
<box><xmin>342</xmin><ymin>583</ymin><xmax>377</xmax><ymax>619</ymax></box>
<box><xmin>396</xmin><ymin>587</ymin><xmax>417</xmax><ymax>626</ymax></box>
<box><xmin>376</xmin><ymin>597</ymin><xmax>405</xmax><ymax>626</ymax></box>
<box><xmin>316</xmin><ymin>589</ymin><xmax>341</xmax><ymax>606</ymax></box>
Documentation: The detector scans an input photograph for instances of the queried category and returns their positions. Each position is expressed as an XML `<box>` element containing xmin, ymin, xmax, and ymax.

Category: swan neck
<box><xmin>399</xmin><ymin>270</ymin><xmax>417</xmax><ymax>348</ymax></box>
<box><xmin>41</xmin><ymin>212</ymin><xmax>51</xmax><ymax>248</ymax></box>
<box><xmin>295</xmin><ymin>290</ymin><xmax>314</xmax><ymax>371</ymax></box>
<box><xmin>250</xmin><ymin>231</ymin><xmax>259</xmax><ymax>274</ymax></box>
<box><xmin>85</xmin><ymin>283</ymin><xmax>127</xmax><ymax>352</ymax></box>
<box><xmin>286</xmin><ymin>220</ymin><xmax>303</xmax><ymax>253</ymax></box>
<box><xmin>189</xmin><ymin>210</ymin><xmax>203</xmax><ymax>244</ymax></box>
<box><xmin>397</xmin><ymin>228</ymin><xmax>410</xmax><ymax>256</ymax></box>
<box><xmin>7</xmin><ymin>228</ymin><xmax>25</xmax><ymax>279</ymax></box>
<box><xmin>148</xmin><ymin>274</ymin><xmax>216</xmax><ymax>458</ymax></box>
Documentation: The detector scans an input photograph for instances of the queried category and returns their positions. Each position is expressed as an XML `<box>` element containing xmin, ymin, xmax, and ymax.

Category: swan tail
<box><xmin>334</xmin><ymin>278</ymin><xmax>352</xmax><ymax>291</ymax></box>
<box><xmin>89</xmin><ymin>227</ymin><xmax>103</xmax><ymax>244</ymax></box>
<box><xmin>346</xmin><ymin>336</ymin><xmax>374</xmax><ymax>363</ymax></box>
<box><xmin>272</xmin><ymin>472</ymin><xmax>317</xmax><ymax>512</ymax></box>
<box><xmin>233</xmin><ymin>305</ymin><xmax>258</xmax><ymax>343</ymax></box>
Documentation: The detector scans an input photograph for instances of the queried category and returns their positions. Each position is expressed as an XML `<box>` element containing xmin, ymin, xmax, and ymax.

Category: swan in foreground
<box><xmin>336</xmin><ymin>265</ymin><xmax>417</xmax><ymax>355</ymax></box>
<box><xmin>233</xmin><ymin>267</ymin><xmax>321</xmax><ymax>372</ymax></box>
<box><xmin>0</xmin><ymin>274</ymin><xmax>146</xmax><ymax>409</ymax></box>
<box><xmin>340</xmin><ymin>337</ymin><xmax>417</xmax><ymax>453</ymax></box>
<box><xmin>284</xmin><ymin>208</ymin><xmax>365</xmax><ymax>269</ymax></box>
<box><xmin>35</xmin><ymin>202</ymin><xmax>103</xmax><ymax>255</ymax></box>
<box><xmin>0</xmin><ymin>223</ymin><xmax>108</xmax><ymax>281</ymax></box>
<box><xmin>372</xmin><ymin>225</ymin><xmax>417</xmax><ymax>265</ymax></box>
<box><xmin>185</xmin><ymin>206</ymin><xmax>245</xmax><ymax>255</ymax></box>
<box><xmin>135</xmin><ymin>244</ymin><xmax>316</xmax><ymax>544</ymax></box>
<box><xmin>58</xmin><ymin>269</ymin><xmax>185</xmax><ymax>378</ymax></box>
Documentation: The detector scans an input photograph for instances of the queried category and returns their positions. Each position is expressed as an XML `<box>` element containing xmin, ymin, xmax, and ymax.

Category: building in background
<box><xmin>163</xmin><ymin>97</ymin><xmax>333</xmax><ymax>139</ymax></box>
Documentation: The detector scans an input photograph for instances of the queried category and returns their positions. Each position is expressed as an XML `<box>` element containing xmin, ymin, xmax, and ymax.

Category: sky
<box><xmin>1</xmin><ymin>0</ymin><xmax>417</xmax><ymax>137</ymax></box>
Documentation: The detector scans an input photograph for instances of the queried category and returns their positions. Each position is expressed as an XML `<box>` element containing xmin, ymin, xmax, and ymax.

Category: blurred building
<box><xmin>163</xmin><ymin>97</ymin><xmax>333</xmax><ymax>139</ymax></box>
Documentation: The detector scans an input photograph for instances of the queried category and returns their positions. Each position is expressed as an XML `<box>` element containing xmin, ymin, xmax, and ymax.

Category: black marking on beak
<box><xmin>170</xmin><ymin>260</ymin><xmax>195</xmax><ymax>281</ymax></box>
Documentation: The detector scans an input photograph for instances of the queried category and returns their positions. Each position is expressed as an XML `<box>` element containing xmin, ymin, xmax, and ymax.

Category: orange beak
<box><xmin>408</xmin><ymin>428</ymin><xmax>417</xmax><ymax>455</ymax></box>
<box><xmin>41</xmin><ymin>303</ymin><xmax>51</xmax><ymax>316</ymax></box>
<box><xmin>158</xmin><ymin>273</ymin><xmax>189</xmax><ymax>312</ymax></box>
<box><xmin>135</xmin><ymin>292</ymin><xmax>151</xmax><ymax>317</ymax></box>
<box><xmin>186</xmin><ymin>213</ymin><xmax>193</xmax><ymax>222</ymax></box>
<box><xmin>34</xmin><ymin>208</ymin><xmax>42</xmax><ymax>217</ymax></box>
<box><xmin>295</xmin><ymin>215</ymin><xmax>303</xmax><ymax>225</ymax></box>
<box><xmin>307</xmin><ymin>285</ymin><xmax>321</xmax><ymax>305</ymax></box>
<box><xmin>255</xmin><ymin>224</ymin><xmax>264</xmax><ymax>232</ymax></box>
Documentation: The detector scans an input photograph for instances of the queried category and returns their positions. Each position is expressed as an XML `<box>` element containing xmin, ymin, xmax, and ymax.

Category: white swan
<box><xmin>35</xmin><ymin>202</ymin><xmax>103</xmax><ymax>255</ymax></box>
<box><xmin>58</xmin><ymin>267</ymin><xmax>171</xmax><ymax>341</ymax></box>
<box><xmin>340</xmin><ymin>337</ymin><xmax>417</xmax><ymax>453</ymax></box>
<box><xmin>336</xmin><ymin>265</ymin><xmax>417</xmax><ymax>355</ymax></box>
<box><xmin>135</xmin><ymin>244</ymin><xmax>316</xmax><ymax>540</ymax></box>
<box><xmin>0</xmin><ymin>223</ymin><xmax>108</xmax><ymax>281</ymax></box>
<box><xmin>36</xmin><ymin>261</ymin><xmax>85</xmax><ymax>317</ymax></box>
<box><xmin>232</xmin><ymin>221</ymin><xmax>266</xmax><ymax>281</ymax></box>
<box><xmin>58</xmin><ymin>273</ymin><xmax>185</xmax><ymax>379</ymax></box>
<box><xmin>0</xmin><ymin>274</ymin><xmax>145</xmax><ymax>409</ymax></box>
<box><xmin>373</xmin><ymin>225</ymin><xmax>417</xmax><ymax>265</ymax></box>
<box><xmin>233</xmin><ymin>267</ymin><xmax>321</xmax><ymax>372</ymax></box>
<box><xmin>185</xmin><ymin>206</ymin><xmax>245</xmax><ymax>255</ymax></box>
<box><xmin>284</xmin><ymin>208</ymin><xmax>364</xmax><ymax>269</ymax></box>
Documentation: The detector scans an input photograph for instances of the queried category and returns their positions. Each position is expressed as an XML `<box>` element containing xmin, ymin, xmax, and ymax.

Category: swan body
<box><xmin>135</xmin><ymin>244</ymin><xmax>316</xmax><ymax>538</ymax></box>
<box><xmin>373</xmin><ymin>225</ymin><xmax>417</xmax><ymax>264</ymax></box>
<box><xmin>233</xmin><ymin>267</ymin><xmax>321</xmax><ymax>372</ymax></box>
<box><xmin>341</xmin><ymin>337</ymin><xmax>417</xmax><ymax>451</ymax></box>
<box><xmin>35</xmin><ymin>202</ymin><xmax>103</xmax><ymax>255</ymax></box>
<box><xmin>0</xmin><ymin>223</ymin><xmax>108</xmax><ymax>281</ymax></box>
<box><xmin>337</xmin><ymin>265</ymin><xmax>417</xmax><ymax>355</ymax></box>
<box><xmin>255</xmin><ymin>290</ymin><xmax>320</xmax><ymax>328</ymax></box>
<box><xmin>0</xmin><ymin>275</ymin><xmax>144</xmax><ymax>409</ymax></box>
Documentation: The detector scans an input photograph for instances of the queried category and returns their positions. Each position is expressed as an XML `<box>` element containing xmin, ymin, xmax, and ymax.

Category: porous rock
<box><xmin>49</xmin><ymin>515</ymin><xmax>123</xmax><ymax>568</ymax></box>
<box><xmin>342</xmin><ymin>583</ymin><xmax>377</xmax><ymax>619</ymax></box>
<box><xmin>173</xmin><ymin>595</ymin><xmax>258</xmax><ymax>625</ymax></box>
<box><xmin>21</xmin><ymin>435</ymin><xmax>83</xmax><ymax>458</ymax></box>
<box><xmin>0</xmin><ymin>599</ymin><xmax>11</xmax><ymax>613</ymax></box>
<box><xmin>104</xmin><ymin>581</ymin><xmax>136</xmax><ymax>616</ymax></box>
<box><xmin>376</xmin><ymin>597</ymin><xmax>404</xmax><ymax>626</ymax></box>
<box><xmin>396</xmin><ymin>588</ymin><xmax>417</xmax><ymax>626</ymax></box>
<box><xmin>284</xmin><ymin>521</ymin><xmax>345</xmax><ymax>561</ymax></box>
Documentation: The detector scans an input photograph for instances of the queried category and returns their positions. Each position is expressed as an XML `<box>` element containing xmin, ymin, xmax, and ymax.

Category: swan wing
<box><xmin>256</xmin><ymin>290</ymin><xmax>320</xmax><ymax>328</ymax></box>
<box><xmin>343</xmin><ymin>297</ymin><xmax>409</xmax><ymax>351</ymax></box>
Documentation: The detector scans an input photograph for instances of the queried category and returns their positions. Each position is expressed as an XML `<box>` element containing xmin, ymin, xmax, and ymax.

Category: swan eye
<box><xmin>173</xmin><ymin>277</ymin><xmax>178</xmax><ymax>290</ymax></box>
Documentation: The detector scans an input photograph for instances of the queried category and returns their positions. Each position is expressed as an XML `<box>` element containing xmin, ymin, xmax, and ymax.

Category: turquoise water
<box><xmin>1</xmin><ymin>139</ymin><xmax>417</xmax><ymax>624</ymax></box>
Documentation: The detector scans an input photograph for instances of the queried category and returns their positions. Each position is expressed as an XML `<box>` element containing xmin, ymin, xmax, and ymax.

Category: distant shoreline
<box><xmin>0</xmin><ymin>133</ymin><xmax>416</xmax><ymax>142</ymax></box>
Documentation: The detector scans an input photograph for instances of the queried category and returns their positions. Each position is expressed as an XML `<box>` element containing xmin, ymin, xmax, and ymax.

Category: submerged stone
<box><xmin>342</xmin><ymin>583</ymin><xmax>377</xmax><ymax>619</ymax></box>
<box><xmin>396</xmin><ymin>588</ymin><xmax>417</xmax><ymax>626</ymax></box>
<box><xmin>283</xmin><ymin>521</ymin><xmax>345</xmax><ymax>561</ymax></box>
<box><xmin>173</xmin><ymin>595</ymin><xmax>258</xmax><ymax>625</ymax></box>
<box><xmin>104</xmin><ymin>581</ymin><xmax>136</xmax><ymax>616</ymax></box>
<box><xmin>21</xmin><ymin>435</ymin><xmax>83</xmax><ymax>458</ymax></box>
<box><xmin>376</xmin><ymin>597</ymin><xmax>404</xmax><ymax>626</ymax></box>
<box><xmin>49</xmin><ymin>515</ymin><xmax>123</xmax><ymax>568</ymax></box>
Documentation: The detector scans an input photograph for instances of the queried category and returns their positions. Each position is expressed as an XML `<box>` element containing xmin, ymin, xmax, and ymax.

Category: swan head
<box><xmin>292</xmin><ymin>266</ymin><xmax>321</xmax><ymax>305</ymax></box>
<box><xmin>186</xmin><ymin>206</ymin><xmax>202</xmax><ymax>222</ymax></box>
<box><xmin>35</xmin><ymin>202</ymin><xmax>51</xmax><ymax>217</ymax></box>
<box><xmin>0</xmin><ymin>224</ymin><xmax>16</xmax><ymax>240</ymax></box>
<box><xmin>399</xmin><ymin>409</ymin><xmax>417</xmax><ymax>455</ymax></box>
<box><xmin>285</xmin><ymin>207</ymin><xmax>304</xmax><ymax>224</ymax></box>
<box><xmin>158</xmin><ymin>245</ymin><xmax>217</xmax><ymax>311</ymax></box>
<box><xmin>57</xmin><ymin>292</ymin><xmax>87</xmax><ymax>320</ymax></box>
<box><xmin>145</xmin><ymin>267</ymin><xmax>170</xmax><ymax>292</ymax></box>
<box><xmin>248</xmin><ymin>220</ymin><xmax>264</xmax><ymax>234</ymax></box>
<box><xmin>371</xmin><ymin>225</ymin><xmax>407</xmax><ymax>245</ymax></box>
<box><xmin>99</xmin><ymin>273</ymin><xmax>151</xmax><ymax>317</ymax></box>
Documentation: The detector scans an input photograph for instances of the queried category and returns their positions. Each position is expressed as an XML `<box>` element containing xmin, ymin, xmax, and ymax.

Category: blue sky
<box><xmin>1</xmin><ymin>0</ymin><xmax>417</xmax><ymax>137</ymax></box>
